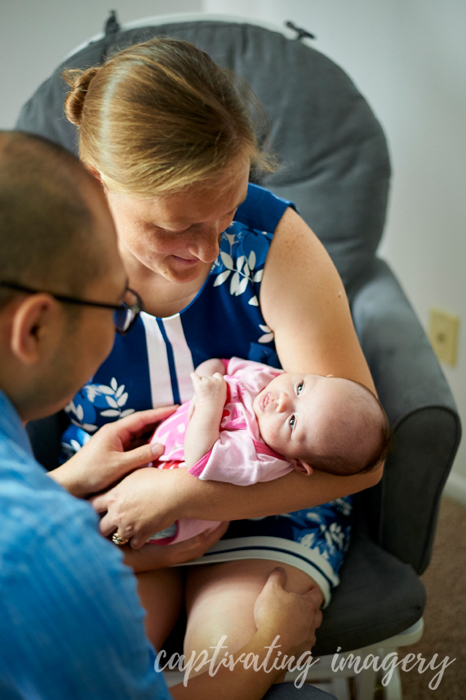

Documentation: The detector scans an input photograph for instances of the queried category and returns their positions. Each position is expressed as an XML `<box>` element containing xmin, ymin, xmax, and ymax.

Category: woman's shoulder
<box><xmin>235</xmin><ymin>183</ymin><xmax>296</xmax><ymax>233</ymax></box>
<box><xmin>212</xmin><ymin>185</ymin><xmax>296</xmax><ymax>287</ymax></box>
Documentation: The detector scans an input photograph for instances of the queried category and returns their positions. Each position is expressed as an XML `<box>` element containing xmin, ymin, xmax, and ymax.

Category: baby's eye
<box><xmin>289</xmin><ymin>415</ymin><xmax>296</xmax><ymax>430</ymax></box>
<box><xmin>296</xmin><ymin>381</ymin><xmax>304</xmax><ymax>396</ymax></box>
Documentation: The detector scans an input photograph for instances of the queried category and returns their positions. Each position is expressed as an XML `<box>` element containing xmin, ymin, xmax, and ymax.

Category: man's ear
<box><xmin>289</xmin><ymin>458</ymin><xmax>313</xmax><ymax>476</ymax></box>
<box><xmin>10</xmin><ymin>294</ymin><xmax>60</xmax><ymax>365</ymax></box>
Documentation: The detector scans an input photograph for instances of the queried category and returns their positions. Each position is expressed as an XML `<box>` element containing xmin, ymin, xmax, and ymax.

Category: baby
<box><xmin>147</xmin><ymin>357</ymin><xmax>391</xmax><ymax>544</ymax></box>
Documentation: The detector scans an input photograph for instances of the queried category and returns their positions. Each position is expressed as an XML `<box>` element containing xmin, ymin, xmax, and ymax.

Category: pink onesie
<box><xmin>147</xmin><ymin>357</ymin><xmax>293</xmax><ymax>544</ymax></box>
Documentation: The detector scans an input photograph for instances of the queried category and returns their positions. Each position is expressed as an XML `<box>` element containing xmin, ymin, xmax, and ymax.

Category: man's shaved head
<box><xmin>0</xmin><ymin>131</ymin><xmax>111</xmax><ymax>310</ymax></box>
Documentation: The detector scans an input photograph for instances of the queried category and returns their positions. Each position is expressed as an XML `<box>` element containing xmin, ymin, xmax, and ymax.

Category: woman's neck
<box><xmin>121</xmin><ymin>247</ymin><xmax>211</xmax><ymax>318</ymax></box>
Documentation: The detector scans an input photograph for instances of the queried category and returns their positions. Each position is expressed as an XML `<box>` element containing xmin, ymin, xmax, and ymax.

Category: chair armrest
<box><xmin>350</xmin><ymin>258</ymin><xmax>461</xmax><ymax>573</ymax></box>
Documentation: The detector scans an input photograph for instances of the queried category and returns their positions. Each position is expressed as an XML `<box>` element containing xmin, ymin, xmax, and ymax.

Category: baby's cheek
<box><xmin>259</xmin><ymin>418</ymin><xmax>282</xmax><ymax>450</ymax></box>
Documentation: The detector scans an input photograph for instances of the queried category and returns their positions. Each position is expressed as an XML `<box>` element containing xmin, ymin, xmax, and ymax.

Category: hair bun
<box><xmin>63</xmin><ymin>67</ymin><xmax>100</xmax><ymax>126</ymax></box>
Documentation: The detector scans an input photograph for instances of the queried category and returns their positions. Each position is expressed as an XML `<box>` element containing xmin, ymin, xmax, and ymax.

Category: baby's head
<box><xmin>252</xmin><ymin>372</ymin><xmax>392</xmax><ymax>476</ymax></box>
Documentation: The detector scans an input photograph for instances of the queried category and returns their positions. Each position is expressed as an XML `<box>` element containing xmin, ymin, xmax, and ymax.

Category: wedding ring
<box><xmin>112</xmin><ymin>532</ymin><xmax>129</xmax><ymax>546</ymax></box>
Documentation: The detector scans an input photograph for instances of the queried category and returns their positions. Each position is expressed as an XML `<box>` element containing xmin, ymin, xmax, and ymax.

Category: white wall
<box><xmin>0</xmin><ymin>0</ymin><xmax>202</xmax><ymax>128</ymax></box>
<box><xmin>204</xmin><ymin>0</ymin><xmax>466</xmax><ymax>483</ymax></box>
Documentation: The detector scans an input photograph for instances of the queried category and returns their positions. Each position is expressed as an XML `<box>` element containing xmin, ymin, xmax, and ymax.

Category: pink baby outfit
<box><xmin>148</xmin><ymin>357</ymin><xmax>293</xmax><ymax>544</ymax></box>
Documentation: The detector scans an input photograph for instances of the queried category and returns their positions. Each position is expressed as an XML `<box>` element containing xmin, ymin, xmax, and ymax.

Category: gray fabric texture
<box><xmin>18</xmin><ymin>15</ymin><xmax>460</xmax><ymax>653</ymax></box>
<box><xmin>314</xmin><ymin>516</ymin><xmax>425</xmax><ymax>654</ymax></box>
<box><xmin>351</xmin><ymin>259</ymin><xmax>461</xmax><ymax>572</ymax></box>
<box><xmin>264</xmin><ymin>683</ymin><xmax>337</xmax><ymax>699</ymax></box>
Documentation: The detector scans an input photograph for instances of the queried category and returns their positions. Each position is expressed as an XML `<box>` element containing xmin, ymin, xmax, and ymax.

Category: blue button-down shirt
<box><xmin>0</xmin><ymin>390</ymin><xmax>171</xmax><ymax>699</ymax></box>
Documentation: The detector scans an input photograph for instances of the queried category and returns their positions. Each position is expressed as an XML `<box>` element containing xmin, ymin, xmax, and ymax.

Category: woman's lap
<box><xmin>138</xmin><ymin>500</ymin><xmax>352</xmax><ymax>655</ymax></box>
<box><xmin>137</xmin><ymin>568</ymin><xmax>184</xmax><ymax>651</ymax></box>
<box><xmin>180</xmin><ymin>498</ymin><xmax>353</xmax><ymax>609</ymax></box>
<box><xmin>183</xmin><ymin>559</ymin><xmax>322</xmax><ymax>657</ymax></box>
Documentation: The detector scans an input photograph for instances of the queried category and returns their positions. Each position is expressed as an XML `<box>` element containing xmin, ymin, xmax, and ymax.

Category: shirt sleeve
<box><xmin>226</xmin><ymin>357</ymin><xmax>283</xmax><ymax>394</ymax></box>
<box><xmin>188</xmin><ymin>428</ymin><xmax>291</xmax><ymax>485</ymax></box>
<box><xmin>0</xmin><ymin>493</ymin><xmax>172</xmax><ymax>700</ymax></box>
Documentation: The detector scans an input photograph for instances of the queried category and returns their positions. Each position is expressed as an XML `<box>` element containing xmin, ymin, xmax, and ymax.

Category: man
<box><xmin>0</xmin><ymin>132</ymin><xmax>334</xmax><ymax>700</ymax></box>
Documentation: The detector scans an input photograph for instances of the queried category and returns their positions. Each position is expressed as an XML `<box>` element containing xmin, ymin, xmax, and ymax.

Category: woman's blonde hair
<box><xmin>63</xmin><ymin>38</ymin><xmax>275</xmax><ymax>196</ymax></box>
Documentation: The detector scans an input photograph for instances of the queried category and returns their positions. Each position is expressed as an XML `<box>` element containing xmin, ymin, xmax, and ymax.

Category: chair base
<box><xmin>161</xmin><ymin>619</ymin><xmax>423</xmax><ymax>697</ymax></box>
<box><xmin>284</xmin><ymin>618</ymin><xmax>424</xmax><ymax>700</ymax></box>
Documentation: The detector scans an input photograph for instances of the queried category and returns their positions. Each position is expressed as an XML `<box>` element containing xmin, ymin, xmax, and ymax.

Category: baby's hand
<box><xmin>190</xmin><ymin>371</ymin><xmax>227</xmax><ymax>406</ymax></box>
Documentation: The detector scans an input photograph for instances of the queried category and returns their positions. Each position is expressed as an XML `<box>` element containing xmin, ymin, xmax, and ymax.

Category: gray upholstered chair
<box><xmin>17</xmin><ymin>13</ymin><xmax>461</xmax><ymax>699</ymax></box>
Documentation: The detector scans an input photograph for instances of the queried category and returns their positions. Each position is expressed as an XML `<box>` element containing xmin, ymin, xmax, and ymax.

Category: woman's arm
<box><xmin>93</xmin><ymin>453</ymin><xmax>381</xmax><ymax>548</ymax></box>
<box><xmin>91</xmin><ymin>208</ymin><xmax>383</xmax><ymax>545</ymax></box>
<box><xmin>121</xmin><ymin>522</ymin><xmax>229</xmax><ymax>572</ymax></box>
<box><xmin>262</xmin><ymin>207</ymin><xmax>376</xmax><ymax>392</ymax></box>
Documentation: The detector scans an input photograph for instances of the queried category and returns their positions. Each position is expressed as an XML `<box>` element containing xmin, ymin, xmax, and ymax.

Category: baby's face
<box><xmin>252</xmin><ymin>372</ymin><xmax>353</xmax><ymax>460</ymax></box>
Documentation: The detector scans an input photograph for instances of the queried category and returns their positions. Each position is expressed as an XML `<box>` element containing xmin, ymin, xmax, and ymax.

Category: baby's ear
<box><xmin>289</xmin><ymin>458</ymin><xmax>313</xmax><ymax>476</ymax></box>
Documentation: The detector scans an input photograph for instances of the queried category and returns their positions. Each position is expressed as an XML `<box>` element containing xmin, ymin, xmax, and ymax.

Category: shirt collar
<box><xmin>0</xmin><ymin>389</ymin><xmax>34</xmax><ymax>457</ymax></box>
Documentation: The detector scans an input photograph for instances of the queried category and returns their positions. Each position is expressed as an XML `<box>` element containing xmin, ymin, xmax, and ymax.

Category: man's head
<box><xmin>253</xmin><ymin>371</ymin><xmax>392</xmax><ymax>476</ymax></box>
<box><xmin>0</xmin><ymin>131</ymin><xmax>127</xmax><ymax>421</ymax></box>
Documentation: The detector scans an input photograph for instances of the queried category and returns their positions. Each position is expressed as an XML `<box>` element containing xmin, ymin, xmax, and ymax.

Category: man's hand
<box><xmin>170</xmin><ymin>566</ymin><xmax>324</xmax><ymax>700</ymax></box>
<box><xmin>254</xmin><ymin>567</ymin><xmax>323</xmax><ymax>654</ymax></box>
<box><xmin>48</xmin><ymin>407</ymin><xmax>177</xmax><ymax>498</ymax></box>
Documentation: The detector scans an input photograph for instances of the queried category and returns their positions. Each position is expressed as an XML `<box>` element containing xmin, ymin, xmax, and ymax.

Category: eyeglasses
<box><xmin>0</xmin><ymin>281</ymin><xmax>144</xmax><ymax>335</ymax></box>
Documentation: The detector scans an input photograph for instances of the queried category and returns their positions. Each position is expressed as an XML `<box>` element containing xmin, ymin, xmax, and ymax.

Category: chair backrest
<box><xmin>16</xmin><ymin>14</ymin><xmax>391</xmax><ymax>297</ymax></box>
<box><xmin>19</xmin><ymin>15</ymin><xmax>461</xmax><ymax>578</ymax></box>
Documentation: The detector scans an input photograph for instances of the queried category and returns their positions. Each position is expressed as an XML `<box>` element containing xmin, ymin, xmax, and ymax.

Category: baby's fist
<box><xmin>190</xmin><ymin>371</ymin><xmax>227</xmax><ymax>405</ymax></box>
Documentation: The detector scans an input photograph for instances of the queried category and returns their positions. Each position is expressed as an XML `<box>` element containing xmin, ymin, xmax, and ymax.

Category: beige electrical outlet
<box><xmin>429</xmin><ymin>307</ymin><xmax>460</xmax><ymax>366</ymax></box>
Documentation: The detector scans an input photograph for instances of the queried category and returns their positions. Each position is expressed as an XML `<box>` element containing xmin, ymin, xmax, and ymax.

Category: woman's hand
<box><xmin>121</xmin><ymin>521</ymin><xmax>230</xmax><ymax>572</ymax></box>
<box><xmin>48</xmin><ymin>406</ymin><xmax>177</xmax><ymax>498</ymax></box>
<box><xmin>91</xmin><ymin>466</ymin><xmax>192</xmax><ymax>547</ymax></box>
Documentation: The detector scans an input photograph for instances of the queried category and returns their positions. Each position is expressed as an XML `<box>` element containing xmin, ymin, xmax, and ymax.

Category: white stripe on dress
<box><xmin>161</xmin><ymin>314</ymin><xmax>196</xmax><ymax>404</ymax></box>
<box><xmin>177</xmin><ymin>536</ymin><xmax>335</xmax><ymax>607</ymax></box>
<box><xmin>203</xmin><ymin>535</ymin><xmax>339</xmax><ymax>585</ymax></box>
<box><xmin>141</xmin><ymin>312</ymin><xmax>174</xmax><ymax>407</ymax></box>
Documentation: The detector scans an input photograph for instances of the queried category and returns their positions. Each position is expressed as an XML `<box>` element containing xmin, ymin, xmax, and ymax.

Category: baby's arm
<box><xmin>195</xmin><ymin>357</ymin><xmax>226</xmax><ymax>377</ymax></box>
<box><xmin>184</xmin><ymin>372</ymin><xmax>227</xmax><ymax>469</ymax></box>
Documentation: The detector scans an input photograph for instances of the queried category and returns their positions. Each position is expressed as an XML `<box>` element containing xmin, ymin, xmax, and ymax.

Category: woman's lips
<box><xmin>171</xmin><ymin>255</ymin><xmax>199</xmax><ymax>266</ymax></box>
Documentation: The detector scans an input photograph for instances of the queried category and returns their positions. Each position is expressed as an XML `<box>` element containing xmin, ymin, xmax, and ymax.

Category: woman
<box><xmin>53</xmin><ymin>37</ymin><xmax>382</xmax><ymax>661</ymax></box>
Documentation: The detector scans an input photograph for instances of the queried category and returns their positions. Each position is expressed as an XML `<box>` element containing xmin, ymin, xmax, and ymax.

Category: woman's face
<box><xmin>105</xmin><ymin>157</ymin><xmax>250</xmax><ymax>285</ymax></box>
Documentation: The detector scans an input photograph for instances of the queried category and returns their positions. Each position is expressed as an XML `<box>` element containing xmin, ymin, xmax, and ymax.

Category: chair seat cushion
<box><xmin>314</xmin><ymin>522</ymin><xmax>425</xmax><ymax>655</ymax></box>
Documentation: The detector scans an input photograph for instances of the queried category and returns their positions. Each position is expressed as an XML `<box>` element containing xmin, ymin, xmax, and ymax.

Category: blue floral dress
<box><xmin>62</xmin><ymin>183</ymin><xmax>352</xmax><ymax>606</ymax></box>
